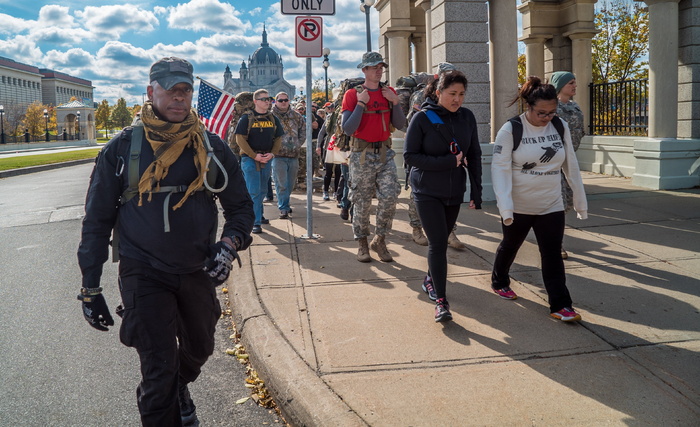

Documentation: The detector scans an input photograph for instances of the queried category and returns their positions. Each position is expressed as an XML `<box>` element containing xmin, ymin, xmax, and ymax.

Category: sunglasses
<box><xmin>449</xmin><ymin>141</ymin><xmax>461</xmax><ymax>155</ymax></box>
<box><xmin>255</xmin><ymin>97</ymin><xmax>272</xmax><ymax>102</ymax></box>
<box><xmin>531</xmin><ymin>108</ymin><xmax>556</xmax><ymax>118</ymax></box>
<box><xmin>276</xmin><ymin>98</ymin><xmax>289</xmax><ymax>102</ymax></box>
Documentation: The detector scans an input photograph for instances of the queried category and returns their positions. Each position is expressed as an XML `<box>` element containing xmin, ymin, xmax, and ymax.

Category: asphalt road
<box><xmin>0</xmin><ymin>164</ymin><xmax>283</xmax><ymax>426</ymax></box>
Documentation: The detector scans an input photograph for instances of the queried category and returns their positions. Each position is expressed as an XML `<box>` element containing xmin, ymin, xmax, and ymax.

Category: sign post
<box><xmin>281</xmin><ymin>0</ymin><xmax>335</xmax><ymax>15</ymax></box>
<box><xmin>284</xmin><ymin>0</ymin><xmax>334</xmax><ymax>239</ymax></box>
<box><xmin>294</xmin><ymin>16</ymin><xmax>323</xmax><ymax>239</ymax></box>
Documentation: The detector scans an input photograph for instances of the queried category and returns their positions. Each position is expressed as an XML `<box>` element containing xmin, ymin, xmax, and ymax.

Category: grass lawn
<box><xmin>0</xmin><ymin>148</ymin><xmax>101</xmax><ymax>171</ymax></box>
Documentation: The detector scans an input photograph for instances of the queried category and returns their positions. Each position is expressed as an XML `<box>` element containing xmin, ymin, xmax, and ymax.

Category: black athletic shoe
<box><xmin>279</xmin><ymin>210</ymin><xmax>289</xmax><ymax>219</ymax></box>
<box><xmin>179</xmin><ymin>382</ymin><xmax>200</xmax><ymax>427</ymax></box>
<box><xmin>261</xmin><ymin>216</ymin><xmax>270</xmax><ymax>224</ymax></box>
<box><xmin>252</xmin><ymin>225</ymin><xmax>263</xmax><ymax>234</ymax></box>
<box><xmin>422</xmin><ymin>275</ymin><xmax>437</xmax><ymax>301</ymax></box>
<box><xmin>340</xmin><ymin>208</ymin><xmax>349</xmax><ymax>220</ymax></box>
<box><xmin>434</xmin><ymin>298</ymin><xmax>452</xmax><ymax>323</ymax></box>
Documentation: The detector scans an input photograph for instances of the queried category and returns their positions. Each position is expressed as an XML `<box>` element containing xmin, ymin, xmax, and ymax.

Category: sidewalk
<box><xmin>231</xmin><ymin>172</ymin><xmax>700</xmax><ymax>426</ymax></box>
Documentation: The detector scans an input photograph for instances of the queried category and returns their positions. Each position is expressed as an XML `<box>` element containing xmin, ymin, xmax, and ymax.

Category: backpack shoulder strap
<box><xmin>121</xmin><ymin>125</ymin><xmax>144</xmax><ymax>204</ymax></box>
<box><xmin>424</xmin><ymin>109</ymin><xmax>444</xmax><ymax>125</ymax></box>
<box><xmin>508</xmin><ymin>116</ymin><xmax>523</xmax><ymax>151</ymax></box>
<box><xmin>551</xmin><ymin>115</ymin><xmax>566</xmax><ymax>144</ymax></box>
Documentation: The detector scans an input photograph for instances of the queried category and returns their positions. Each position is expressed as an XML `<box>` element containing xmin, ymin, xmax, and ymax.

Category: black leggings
<box><xmin>491</xmin><ymin>211</ymin><xmax>572</xmax><ymax>312</ymax></box>
<box><xmin>415</xmin><ymin>198</ymin><xmax>461</xmax><ymax>300</ymax></box>
<box><xmin>323</xmin><ymin>163</ymin><xmax>341</xmax><ymax>193</ymax></box>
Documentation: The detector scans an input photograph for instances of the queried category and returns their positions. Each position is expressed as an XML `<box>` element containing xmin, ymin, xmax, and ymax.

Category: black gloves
<box><xmin>78</xmin><ymin>292</ymin><xmax>114</xmax><ymax>332</ymax></box>
<box><xmin>203</xmin><ymin>241</ymin><xmax>241</xmax><ymax>286</ymax></box>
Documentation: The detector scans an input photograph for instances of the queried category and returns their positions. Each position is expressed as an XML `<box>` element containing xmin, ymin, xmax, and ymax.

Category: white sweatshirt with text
<box><xmin>491</xmin><ymin>113</ymin><xmax>588</xmax><ymax>225</ymax></box>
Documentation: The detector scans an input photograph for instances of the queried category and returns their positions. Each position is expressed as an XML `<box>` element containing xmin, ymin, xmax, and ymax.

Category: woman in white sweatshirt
<box><xmin>491</xmin><ymin>76</ymin><xmax>588</xmax><ymax>322</ymax></box>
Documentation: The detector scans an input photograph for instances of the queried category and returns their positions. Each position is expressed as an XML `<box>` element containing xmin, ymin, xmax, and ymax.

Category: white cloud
<box><xmin>37</xmin><ymin>5</ymin><xmax>76</xmax><ymax>28</ymax></box>
<box><xmin>43</xmin><ymin>48</ymin><xmax>95</xmax><ymax>70</ymax></box>
<box><xmin>0</xmin><ymin>13</ymin><xmax>33</xmax><ymax>34</ymax></box>
<box><xmin>94</xmin><ymin>41</ymin><xmax>154</xmax><ymax>82</ymax></box>
<box><xmin>162</xmin><ymin>0</ymin><xmax>250</xmax><ymax>34</ymax></box>
<box><xmin>30</xmin><ymin>27</ymin><xmax>96</xmax><ymax>46</ymax></box>
<box><xmin>249</xmin><ymin>7</ymin><xmax>262</xmax><ymax>16</ymax></box>
<box><xmin>0</xmin><ymin>35</ymin><xmax>43</xmax><ymax>65</ymax></box>
<box><xmin>75</xmin><ymin>5</ymin><xmax>159</xmax><ymax>39</ymax></box>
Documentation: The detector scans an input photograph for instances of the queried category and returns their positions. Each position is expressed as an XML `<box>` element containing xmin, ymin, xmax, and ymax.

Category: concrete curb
<box><xmin>230</xmin><ymin>251</ymin><xmax>367</xmax><ymax>427</ymax></box>
<box><xmin>0</xmin><ymin>158</ymin><xmax>95</xmax><ymax>179</ymax></box>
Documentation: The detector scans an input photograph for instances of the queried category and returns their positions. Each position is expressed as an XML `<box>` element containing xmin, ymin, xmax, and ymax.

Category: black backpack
<box><xmin>508</xmin><ymin>115</ymin><xmax>565</xmax><ymax>151</ymax></box>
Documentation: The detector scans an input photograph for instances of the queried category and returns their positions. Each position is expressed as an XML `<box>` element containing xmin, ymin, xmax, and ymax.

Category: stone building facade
<box><xmin>0</xmin><ymin>56</ymin><xmax>93</xmax><ymax>109</ymax></box>
<box><xmin>375</xmin><ymin>0</ymin><xmax>700</xmax><ymax>194</ymax></box>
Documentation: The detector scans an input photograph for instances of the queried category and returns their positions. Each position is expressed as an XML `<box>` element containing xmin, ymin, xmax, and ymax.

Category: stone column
<box><xmin>646</xmin><ymin>0</ymin><xmax>680</xmax><ymax>138</ymax></box>
<box><xmin>412</xmin><ymin>35</ymin><xmax>427</xmax><ymax>72</ymax></box>
<box><xmin>568</xmin><ymin>33</ymin><xmax>596</xmax><ymax>132</ymax></box>
<box><xmin>416</xmin><ymin>0</ymin><xmax>433</xmax><ymax>72</ymax></box>
<box><xmin>523</xmin><ymin>37</ymin><xmax>547</xmax><ymax>79</ymax></box>
<box><xmin>678</xmin><ymin>0</ymin><xmax>700</xmax><ymax>138</ymax></box>
<box><xmin>431</xmin><ymin>0</ymin><xmax>490</xmax><ymax>143</ymax></box>
<box><xmin>385</xmin><ymin>29</ymin><xmax>413</xmax><ymax>86</ymax></box>
<box><xmin>488</xmin><ymin>0</ymin><xmax>518</xmax><ymax>142</ymax></box>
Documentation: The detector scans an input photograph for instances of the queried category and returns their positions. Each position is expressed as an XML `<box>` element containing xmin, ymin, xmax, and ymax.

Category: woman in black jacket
<box><xmin>404</xmin><ymin>70</ymin><xmax>482</xmax><ymax>322</ymax></box>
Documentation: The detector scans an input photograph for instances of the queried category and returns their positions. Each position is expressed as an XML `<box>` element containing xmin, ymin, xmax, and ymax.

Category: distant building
<box><xmin>40</xmin><ymin>69</ymin><xmax>94</xmax><ymax>107</ymax></box>
<box><xmin>222</xmin><ymin>25</ymin><xmax>295</xmax><ymax>98</ymax></box>
<box><xmin>0</xmin><ymin>57</ymin><xmax>43</xmax><ymax>108</ymax></box>
<box><xmin>0</xmin><ymin>56</ymin><xmax>93</xmax><ymax>109</ymax></box>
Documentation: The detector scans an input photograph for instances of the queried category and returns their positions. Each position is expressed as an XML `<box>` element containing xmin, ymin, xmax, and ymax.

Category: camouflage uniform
<box><xmin>349</xmin><ymin>147</ymin><xmax>401</xmax><ymax>239</ymax></box>
<box><xmin>408</xmin><ymin>191</ymin><xmax>422</xmax><ymax>228</ymax></box>
<box><xmin>557</xmin><ymin>100</ymin><xmax>584</xmax><ymax>212</ymax></box>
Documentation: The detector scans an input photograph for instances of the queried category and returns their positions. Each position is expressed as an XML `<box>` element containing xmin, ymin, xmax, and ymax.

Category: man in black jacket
<box><xmin>77</xmin><ymin>57</ymin><xmax>254</xmax><ymax>426</ymax></box>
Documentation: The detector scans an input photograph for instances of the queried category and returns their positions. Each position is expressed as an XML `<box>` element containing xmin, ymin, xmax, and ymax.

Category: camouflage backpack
<box><xmin>225</xmin><ymin>91</ymin><xmax>254</xmax><ymax>155</ymax></box>
<box><xmin>326</xmin><ymin>77</ymin><xmax>365</xmax><ymax>151</ymax></box>
<box><xmin>395</xmin><ymin>72</ymin><xmax>437</xmax><ymax>125</ymax></box>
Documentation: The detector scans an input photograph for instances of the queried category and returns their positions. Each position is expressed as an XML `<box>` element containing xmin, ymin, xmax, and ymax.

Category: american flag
<box><xmin>197</xmin><ymin>79</ymin><xmax>235</xmax><ymax>139</ymax></box>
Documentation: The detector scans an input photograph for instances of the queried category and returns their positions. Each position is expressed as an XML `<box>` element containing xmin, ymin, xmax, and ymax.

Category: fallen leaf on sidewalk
<box><xmin>235</xmin><ymin>397</ymin><xmax>250</xmax><ymax>404</ymax></box>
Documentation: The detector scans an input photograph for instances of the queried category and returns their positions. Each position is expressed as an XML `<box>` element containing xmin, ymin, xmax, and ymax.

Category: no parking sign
<box><xmin>295</xmin><ymin>16</ymin><xmax>323</xmax><ymax>58</ymax></box>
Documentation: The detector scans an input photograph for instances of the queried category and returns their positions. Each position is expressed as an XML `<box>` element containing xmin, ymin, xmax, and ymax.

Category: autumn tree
<box><xmin>517</xmin><ymin>53</ymin><xmax>526</xmax><ymax>87</ymax></box>
<box><xmin>592</xmin><ymin>0</ymin><xmax>649</xmax><ymax>84</ymax></box>
<box><xmin>111</xmin><ymin>98</ymin><xmax>132</xmax><ymax>128</ymax></box>
<box><xmin>21</xmin><ymin>101</ymin><xmax>51</xmax><ymax>137</ymax></box>
<box><xmin>95</xmin><ymin>100</ymin><xmax>112</xmax><ymax>137</ymax></box>
<box><xmin>312</xmin><ymin>78</ymin><xmax>336</xmax><ymax>104</ymax></box>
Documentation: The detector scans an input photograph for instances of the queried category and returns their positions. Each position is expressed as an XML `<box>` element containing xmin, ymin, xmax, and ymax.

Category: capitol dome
<box><xmin>250</xmin><ymin>26</ymin><xmax>280</xmax><ymax>65</ymax></box>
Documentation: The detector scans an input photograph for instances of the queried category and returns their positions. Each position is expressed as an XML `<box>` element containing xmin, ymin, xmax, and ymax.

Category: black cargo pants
<box><xmin>118</xmin><ymin>256</ymin><xmax>221</xmax><ymax>427</ymax></box>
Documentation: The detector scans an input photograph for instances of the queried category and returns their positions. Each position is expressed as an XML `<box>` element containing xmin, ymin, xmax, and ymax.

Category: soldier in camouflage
<box><xmin>271</xmin><ymin>92</ymin><xmax>306</xmax><ymax>219</ymax></box>
<box><xmin>551</xmin><ymin>71</ymin><xmax>585</xmax><ymax>259</ymax></box>
<box><xmin>405</xmin><ymin>62</ymin><xmax>467</xmax><ymax>250</ymax></box>
<box><xmin>342</xmin><ymin>52</ymin><xmax>407</xmax><ymax>262</ymax></box>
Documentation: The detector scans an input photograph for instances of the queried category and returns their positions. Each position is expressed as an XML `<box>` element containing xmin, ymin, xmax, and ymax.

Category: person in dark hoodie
<box><xmin>403</xmin><ymin>70</ymin><xmax>482</xmax><ymax>322</ymax></box>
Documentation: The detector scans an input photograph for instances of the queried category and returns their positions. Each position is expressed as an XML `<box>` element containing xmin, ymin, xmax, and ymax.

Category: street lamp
<box><xmin>0</xmin><ymin>104</ymin><xmax>5</xmax><ymax>144</ymax></box>
<box><xmin>322</xmin><ymin>48</ymin><xmax>331</xmax><ymax>103</ymax></box>
<box><xmin>360</xmin><ymin>0</ymin><xmax>375</xmax><ymax>52</ymax></box>
<box><xmin>44</xmin><ymin>109</ymin><xmax>49</xmax><ymax>141</ymax></box>
<box><xmin>76</xmin><ymin>111</ymin><xmax>81</xmax><ymax>140</ymax></box>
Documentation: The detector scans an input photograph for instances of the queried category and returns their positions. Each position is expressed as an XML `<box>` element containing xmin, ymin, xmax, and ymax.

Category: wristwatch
<box><xmin>78</xmin><ymin>287</ymin><xmax>103</xmax><ymax>303</ymax></box>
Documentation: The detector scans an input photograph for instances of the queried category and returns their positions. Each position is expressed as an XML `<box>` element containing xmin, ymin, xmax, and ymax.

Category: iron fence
<box><xmin>0</xmin><ymin>132</ymin><xmax>81</xmax><ymax>144</ymax></box>
<box><xmin>589</xmin><ymin>79</ymin><xmax>648</xmax><ymax>136</ymax></box>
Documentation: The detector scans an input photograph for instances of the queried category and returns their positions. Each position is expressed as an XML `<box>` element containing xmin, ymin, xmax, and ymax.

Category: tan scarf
<box><xmin>138</xmin><ymin>102</ymin><xmax>208</xmax><ymax>210</ymax></box>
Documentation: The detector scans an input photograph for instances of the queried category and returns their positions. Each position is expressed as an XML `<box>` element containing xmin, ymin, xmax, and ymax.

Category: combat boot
<box><xmin>448</xmin><ymin>231</ymin><xmax>466</xmax><ymax>250</ymax></box>
<box><xmin>411</xmin><ymin>227</ymin><xmax>428</xmax><ymax>246</ymax></box>
<box><xmin>370</xmin><ymin>235</ymin><xmax>393</xmax><ymax>262</ymax></box>
<box><xmin>357</xmin><ymin>237</ymin><xmax>371</xmax><ymax>263</ymax></box>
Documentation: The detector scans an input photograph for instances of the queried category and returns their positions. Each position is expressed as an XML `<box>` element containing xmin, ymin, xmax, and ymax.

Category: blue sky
<box><xmin>0</xmin><ymin>0</ymin><xmax>380</xmax><ymax>105</ymax></box>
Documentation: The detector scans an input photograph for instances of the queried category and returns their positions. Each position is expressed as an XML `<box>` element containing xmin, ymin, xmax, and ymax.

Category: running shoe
<box><xmin>279</xmin><ymin>210</ymin><xmax>289</xmax><ymax>219</ymax></box>
<box><xmin>252</xmin><ymin>225</ymin><xmax>263</xmax><ymax>234</ymax></box>
<box><xmin>421</xmin><ymin>275</ymin><xmax>437</xmax><ymax>301</ymax></box>
<box><xmin>434</xmin><ymin>298</ymin><xmax>452</xmax><ymax>323</ymax></box>
<box><xmin>493</xmin><ymin>286</ymin><xmax>518</xmax><ymax>300</ymax></box>
<box><xmin>550</xmin><ymin>307</ymin><xmax>582</xmax><ymax>322</ymax></box>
